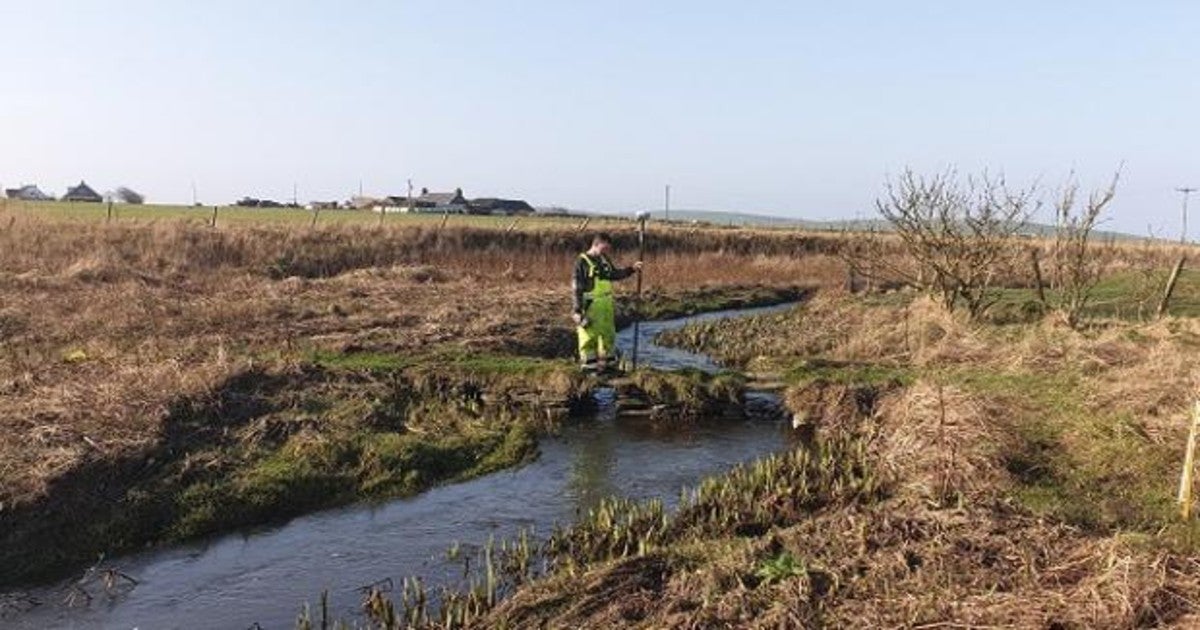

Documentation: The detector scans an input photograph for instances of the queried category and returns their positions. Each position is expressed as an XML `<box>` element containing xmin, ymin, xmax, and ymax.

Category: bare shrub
<box><xmin>846</xmin><ymin>169</ymin><xmax>1035</xmax><ymax>320</ymax></box>
<box><xmin>1049</xmin><ymin>172</ymin><xmax>1119</xmax><ymax>327</ymax></box>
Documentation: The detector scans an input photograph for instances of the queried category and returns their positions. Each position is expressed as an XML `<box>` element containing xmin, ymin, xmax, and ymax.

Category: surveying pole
<box><xmin>631</xmin><ymin>210</ymin><xmax>650</xmax><ymax>370</ymax></box>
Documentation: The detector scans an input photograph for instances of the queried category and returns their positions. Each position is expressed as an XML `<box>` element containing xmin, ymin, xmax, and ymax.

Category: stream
<box><xmin>6</xmin><ymin>302</ymin><xmax>800</xmax><ymax>630</ymax></box>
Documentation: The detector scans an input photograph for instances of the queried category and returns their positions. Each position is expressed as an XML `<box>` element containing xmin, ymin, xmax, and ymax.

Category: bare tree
<box><xmin>847</xmin><ymin>169</ymin><xmax>1035</xmax><ymax>319</ymax></box>
<box><xmin>1048</xmin><ymin>172</ymin><xmax>1119</xmax><ymax>327</ymax></box>
<box><xmin>115</xmin><ymin>187</ymin><xmax>145</xmax><ymax>205</ymax></box>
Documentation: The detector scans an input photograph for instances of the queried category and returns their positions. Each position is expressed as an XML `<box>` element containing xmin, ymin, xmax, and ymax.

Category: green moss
<box><xmin>622</xmin><ymin>368</ymin><xmax>746</xmax><ymax>418</ymax></box>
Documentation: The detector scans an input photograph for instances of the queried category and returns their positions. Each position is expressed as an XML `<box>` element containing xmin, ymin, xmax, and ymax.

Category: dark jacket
<box><xmin>572</xmin><ymin>253</ymin><xmax>635</xmax><ymax>314</ymax></box>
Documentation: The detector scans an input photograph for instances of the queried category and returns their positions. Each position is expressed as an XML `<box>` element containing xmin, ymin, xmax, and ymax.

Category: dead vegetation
<box><xmin>0</xmin><ymin>214</ymin><xmax>835</xmax><ymax>586</ymax></box>
<box><xmin>453</xmin><ymin>290</ymin><xmax>1200</xmax><ymax>629</ymax></box>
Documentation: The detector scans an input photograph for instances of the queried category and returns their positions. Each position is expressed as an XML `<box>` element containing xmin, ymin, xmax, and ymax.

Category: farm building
<box><xmin>63</xmin><ymin>181</ymin><xmax>103</xmax><ymax>203</ymax></box>
<box><xmin>469</xmin><ymin>198</ymin><xmax>535</xmax><ymax>215</ymax></box>
<box><xmin>4</xmin><ymin>184</ymin><xmax>53</xmax><ymax>201</ymax></box>
<box><xmin>415</xmin><ymin>187</ymin><xmax>468</xmax><ymax>213</ymax></box>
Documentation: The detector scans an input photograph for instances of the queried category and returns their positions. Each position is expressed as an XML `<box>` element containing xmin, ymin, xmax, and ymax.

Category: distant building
<box><xmin>307</xmin><ymin>201</ymin><xmax>339</xmax><ymax>210</ymax></box>
<box><xmin>63</xmin><ymin>181</ymin><xmax>103</xmax><ymax>203</ymax></box>
<box><xmin>235</xmin><ymin>197</ymin><xmax>284</xmax><ymax>208</ymax></box>
<box><xmin>349</xmin><ymin>196</ymin><xmax>380</xmax><ymax>210</ymax></box>
<box><xmin>415</xmin><ymin>187</ymin><xmax>468</xmax><ymax>213</ymax></box>
<box><xmin>4</xmin><ymin>184</ymin><xmax>53</xmax><ymax>201</ymax></box>
<box><xmin>469</xmin><ymin>198</ymin><xmax>535</xmax><ymax>216</ymax></box>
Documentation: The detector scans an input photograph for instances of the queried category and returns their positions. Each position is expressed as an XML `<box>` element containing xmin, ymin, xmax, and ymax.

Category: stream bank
<box><xmin>0</xmin><ymin>297</ymin><xmax>806</xmax><ymax>624</ymax></box>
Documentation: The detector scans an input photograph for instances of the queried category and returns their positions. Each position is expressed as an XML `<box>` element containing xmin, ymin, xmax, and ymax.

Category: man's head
<box><xmin>590</xmin><ymin>232</ymin><xmax>613</xmax><ymax>255</ymax></box>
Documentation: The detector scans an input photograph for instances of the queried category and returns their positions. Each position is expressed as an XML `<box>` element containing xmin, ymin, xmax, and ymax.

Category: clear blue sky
<box><xmin>2</xmin><ymin>1</ymin><xmax>1198</xmax><ymax>233</ymax></box>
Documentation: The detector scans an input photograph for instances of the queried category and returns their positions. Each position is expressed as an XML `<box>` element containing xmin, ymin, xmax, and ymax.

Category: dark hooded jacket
<box><xmin>572</xmin><ymin>252</ymin><xmax>635</xmax><ymax>314</ymax></box>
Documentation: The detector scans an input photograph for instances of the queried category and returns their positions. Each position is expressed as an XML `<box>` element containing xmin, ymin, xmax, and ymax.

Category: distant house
<box><xmin>307</xmin><ymin>201</ymin><xmax>339</xmax><ymax>210</ymax></box>
<box><xmin>235</xmin><ymin>197</ymin><xmax>284</xmax><ymax>208</ymax></box>
<box><xmin>4</xmin><ymin>184</ymin><xmax>53</xmax><ymax>201</ymax></box>
<box><xmin>415</xmin><ymin>187</ymin><xmax>468</xmax><ymax>213</ymax></box>
<box><xmin>469</xmin><ymin>198</ymin><xmax>535</xmax><ymax>216</ymax></box>
<box><xmin>63</xmin><ymin>181</ymin><xmax>103</xmax><ymax>203</ymax></box>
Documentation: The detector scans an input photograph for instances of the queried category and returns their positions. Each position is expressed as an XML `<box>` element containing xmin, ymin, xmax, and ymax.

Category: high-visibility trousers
<box><xmin>577</xmin><ymin>295</ymin><xmax>616</xmax><ymax>364</ymax></box>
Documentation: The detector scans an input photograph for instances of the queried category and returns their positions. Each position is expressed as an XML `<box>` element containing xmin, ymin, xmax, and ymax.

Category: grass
<box><xmin>987</xmin><ymin>268</ymin><xmax>1200</xmax><ymax>322</ymax></box>
<box><xmin>426</xmin><ymin>288</ymin><xmax>1200</xmax><ymax>628</ymax></box>
<box><xmin>945</xmin><ymin>365</ymin><xmax>1181</xmax><ymax>532</ymax></box>
<box><xmin>0</xmin><ymin>198</ymin><xmax>631</xmax><ymax>230</ymax></box>
<box><xmin>781</xmin><ymin>359</ymin><xmax>916</xmax><ymax>388</ymax></box>
<box><xmin>0</xmin><ymin>210</ymin><xmax>845</xmax><ymax>588</ymax></box>
<box><xmin>0</xmin><ymin>357</ymin><xmax>562</xmax><ymax>587</ymax></box>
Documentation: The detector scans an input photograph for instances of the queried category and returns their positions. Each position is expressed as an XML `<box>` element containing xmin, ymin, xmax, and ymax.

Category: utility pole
<box><xmin>191</xmin><ymin>181</ymin><xmax>197</xmax><ymax>206</ymax></box>
<box><xmin>664</xmin><ymin>184</ymin><xmax>670</xmax><ymax>222</ymax></box>
<box><xmin>407</xmin><ymin>178</ymin><xmax>413</xmax><ymax>211</ymax></box>
<box><xmin>1179</xmin><ymin>187</ymin><xmax>1197</xmax><ymax>244</ymax></box>
<box><xmin>292</xmin><ymin>182</ymin><xmax>298</xmax><ymax>206</ymax></box>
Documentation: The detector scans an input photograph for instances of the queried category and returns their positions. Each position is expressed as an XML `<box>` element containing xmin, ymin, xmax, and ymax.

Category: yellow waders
<box><xmin>577</xmin><ymin>254</ymin><xmax>616</xmax><ymax>366</ymax></box>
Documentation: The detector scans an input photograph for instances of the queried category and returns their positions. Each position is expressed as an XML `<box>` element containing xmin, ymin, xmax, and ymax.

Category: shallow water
<box><xmin>6</xmin><ymin>302</ymin><xmax>798</xmax><ymax>630</ymax></box>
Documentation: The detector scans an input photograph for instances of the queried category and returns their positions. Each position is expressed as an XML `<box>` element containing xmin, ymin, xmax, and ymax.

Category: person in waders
<box><xmin>572</xmin><ymin>233</ymin><xmax>643</xmax><ymax>373</ymax></box>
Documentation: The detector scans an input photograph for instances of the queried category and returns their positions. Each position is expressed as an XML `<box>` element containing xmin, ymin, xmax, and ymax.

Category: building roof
<box><xmin>469</xmin><ymin>198</ymin><xmax>535</xmax><ymax>213</ymax></box>
<box><xmin>5</xmin><ymin>184</ymin><xmax>53</xmax><ymax>200</ymax></box>
<box><xmin>64</xmin><ymin>180</ymin><xmax>102</xmax><ymax>201</ymax></box>
<box><xmin>417</xmin><ymin>187</ymin><xmax>466</xmax><ymax>205</ymax></box>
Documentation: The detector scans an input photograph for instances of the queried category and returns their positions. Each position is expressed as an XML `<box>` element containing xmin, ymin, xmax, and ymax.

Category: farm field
<box><xmin>5</xmin><ymin>201</ymin><xmax>1200</xmax><ymax>628</ymax></box>
<box><xmin>0</xmin><ymin>199</ymin><xmax>635</xmax><ymax>229</ymax></box>
<box><xmin>0</xmin><ymin>206</ymin><xmax>833</xmax><ymax>590</ymax></box>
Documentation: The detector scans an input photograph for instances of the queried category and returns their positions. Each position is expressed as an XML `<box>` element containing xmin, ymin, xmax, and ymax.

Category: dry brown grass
<box><xmin>509</xmin><ymin>287</ymin><xmax>1200</xmax><ymax>628</ymax></box>
<box><xmin>0</xmin><ymin>216</ymin><xmax>842</xmax><ymax>514</ymax></box>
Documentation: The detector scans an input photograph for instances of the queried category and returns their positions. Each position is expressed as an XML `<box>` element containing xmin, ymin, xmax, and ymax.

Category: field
<box><xmin>7</xmin><ymin>199</ymin><xmax>1200</xmax><ymax>628</ymax></box>
<box><xmin>0</xmin><ymin>202</ymin><xmax>834</xmax><ymax>587</ymax></box>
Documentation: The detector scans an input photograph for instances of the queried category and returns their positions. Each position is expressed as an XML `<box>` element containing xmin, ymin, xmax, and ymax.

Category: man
<box><xmin>572</xmin><ymin>233</ymin><xmax>643</xmax><ymax>373</ymax></box>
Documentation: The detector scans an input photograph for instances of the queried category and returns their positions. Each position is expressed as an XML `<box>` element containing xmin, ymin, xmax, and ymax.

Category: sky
<box><xmin>1</xmin><ymin>0</ymin><xmax>1199</xmax><ymax>234</ymax></box>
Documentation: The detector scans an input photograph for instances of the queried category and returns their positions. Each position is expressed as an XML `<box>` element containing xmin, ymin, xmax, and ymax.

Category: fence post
<box><xmin>438</xmin><ymin>210</ymin><xmax>450</xmax><ymax>231</ymax></box>
<box><xmin>106</xmin><ymin>200</ymin><xmax>113</xmax><ymax>223</ymax></box>
<box><xmin>1179</xmin><ymin>401</ymin><xmax>1200</xmax><ymax>519</ymax></box>
<box><xmin>505</xmin><ymin>217</ymin><xmax>520</xmax><ymax>234</ymax></box>
<box><xmin>310</xmin><ymin>205</ymin><xmax>321</xmax><ymax>229</ymax></box>
<box><xmin>1158</xmin><ymin>254</ymin><xmax>1187</xmax><ymax>319</ymax></box>
<box><xmin>210</xmin><ymin>205</ymin><xmax>219</xmax><ymax>228</ymax></box>
<box><xmin>576</xmin><ymin>216</ymin><xmax>591</xmax><ymax>233</ymax></box>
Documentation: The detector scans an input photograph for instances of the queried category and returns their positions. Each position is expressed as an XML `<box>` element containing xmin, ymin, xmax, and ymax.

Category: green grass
<box><xmin>988</xmin><ymin>269</ymin><xmax>1200</xmax><ymax>322</ymax></box>
<box><xmin>309</xmin><ymin>347</ymin><xmax>574</xmax><ymax>378</ymax></box>
<box><xmin>782</xmin><ymin>359</ymin><xmax>916</xmax><ymax>388</ymax></box>
<box><xmin>944</xmin><ymin>365</ymin><xmax>1180</xmax><ymax>533</ymax></box>
<box><xmin>308</xmin><ymin>349</ymin><xmax>416</xmax><ymax>372</ymax></box>
<box><xmin>171</xmin><ymin>422</ymin><xmax>537</xmax><ymax>540</ymax></box>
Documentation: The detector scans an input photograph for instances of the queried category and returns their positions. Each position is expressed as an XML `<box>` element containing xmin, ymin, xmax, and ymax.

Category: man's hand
<box><xmin>572</xmin><ymin>312</ymin><xmax>583</xmax><ymax>326</ymax></box>
<box><xmin>632</xmin><ymin>261</ymin><xmax>644</xmax><ymax>271</ymax></box>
